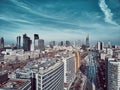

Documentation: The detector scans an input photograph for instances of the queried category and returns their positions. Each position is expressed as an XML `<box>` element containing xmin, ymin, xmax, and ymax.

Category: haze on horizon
<box><xmin>0</xmin><ymin>0</ymin><xmax>120</xmax><ymax>45</ymax></box>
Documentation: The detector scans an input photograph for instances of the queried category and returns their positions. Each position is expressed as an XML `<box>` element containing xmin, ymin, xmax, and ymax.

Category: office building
<box><xmin>34</xmin><ymin>34</ymin><xmax>39</xmax><ymax>50</ymax></box>
<box><xmin>16</xmin><ymin>36</ymin><xmax>21</xmax><ymax>49</ymax></box>
<box><xmin>35</xmin><ymin>60</ymin><xmax>64</xmax><ymax>90</ymax></box>
<box><xmin>86</xmin><ymin>35</ymin><xmax>89</xmax><ymax>48</ymax></box>
<box><xmin>58</xmin><ymin>41</ymin><xmax>63</xmax><ymax>46</ymax></box>
<box><xmin>38</xmin><ymin>39</ymin><xmax>45</xmax><ymax>51</ymax></box>
<box><xmin>62</xmin><ymin>56</ymin><xmax>76</xmax><ymax>89</ymax></box>
<box><xmin>108</xmin><ymin>58</ymin><xmax>120</xmax><ymax>90</ymax></box>
<box><xmin>0</xmin><ymin>37</ymin><xmax>4</xmax><ymax>49</ymax></box>
<box><xmin>66</xmin><ymin>41</ymin><xmax>71</xmax><ymax>47</ymax></box>
<box><xmin>23</xmin><ymin>34</ymin><xmax>32</xmax><ymax>51</ymax></box>
<box><xmin>97</xmin><ymin>41</ymin><xmax>103</xmax><ymax>51</ymax></box>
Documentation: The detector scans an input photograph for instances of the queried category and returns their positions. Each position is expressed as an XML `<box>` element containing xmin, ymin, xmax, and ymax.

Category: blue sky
<box><xmin>0</xmin><ymin>0</ymin><xmax>120</xmax><ymax>45</ymax></box>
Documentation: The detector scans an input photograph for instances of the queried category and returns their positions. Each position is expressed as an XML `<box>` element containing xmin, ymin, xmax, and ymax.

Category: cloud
<box><xmin>9</xmin><ymin>0</ymin><xmax>62</xmax><ymax>21</ymax></box>
<box><xmin>0</xmin><ymin>16</ymin><xmax>32</xmax><ymax>24</ymax></box>
<box><xmin>99</xmin><ymin>0</ymin><xmax>118</xmax><ymax>25</ymax></box>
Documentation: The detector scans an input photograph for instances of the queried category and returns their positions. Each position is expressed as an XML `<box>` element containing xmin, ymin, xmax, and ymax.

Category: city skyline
<box><xmin>0</xmin><ymin>0</ymin><xmax>120</xmax><ymax>45</ymax></box>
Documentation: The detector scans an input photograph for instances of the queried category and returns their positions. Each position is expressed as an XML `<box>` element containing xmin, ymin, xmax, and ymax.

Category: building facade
<box><xmin>23</xmin><ymin>34</ymin><xmax>31</xmax><ymax>51</ymax></box>
<box><xmin>86</xmin><ymin>35</ymin><xmax>89</xmax><ymax>48</ymax></box>
<box><xmin>0</xmin><ymin>37</ymin><xmax>4</xmax><ymax>49</ymax></box>
<box><xmin>97</xmin><ymin>41</ymin><xmax>103</xmax><ymax>51</ymax></box>
<box><xmin>38</xmin><ymin>39</ymin><xmax>45</xmax><ymax>51</ymax></box>
<box><xmin>17</xmin><ymin>36</ymin><xmax>21</xmax><ymax>49</ymax></box>
<box><xmin>108</xmin><ymin>59</ymin><xmax>120</xmax><ymax>90</ymax></box>
<box><xmin>62</xmin><ymin>56</ymin><xmax>76</xmax><ymax>89</ymax></box>
<box><xmin>36</xmin><ymin>60</ymin><xmax>64</xmax><ymax>90</ymax></box>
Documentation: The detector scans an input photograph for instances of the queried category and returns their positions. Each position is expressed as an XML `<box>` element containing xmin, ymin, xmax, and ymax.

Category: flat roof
<box><xmin>0</xmin><ymin>79</ymin><xmax>29</xmax><ymax>89</ymax></box>
<box><xmin>39</xmin><ymin>60</ymin><xmax>62</xmax><ymax>75</ymax></box>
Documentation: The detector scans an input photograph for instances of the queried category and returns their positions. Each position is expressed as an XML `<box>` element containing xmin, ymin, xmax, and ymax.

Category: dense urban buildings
<box><xmin>0</xmin><ymin>72</ymin><xmax>31</xmax><ymax>90</ymax></box>
<box><xmin>0</xmin><ymin>0</ymin><xmax>120</xmax><ymax>89</ymax></box>
<box><xmin>0</xmin><ymin>34</ymin><xmax>120</xmax><ymax>90</ymax></box>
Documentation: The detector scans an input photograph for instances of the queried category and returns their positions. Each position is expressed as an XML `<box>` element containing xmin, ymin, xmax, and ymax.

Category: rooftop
<box><xmin>38</xmin><ymin>60</ymin><xmax>62</xmax><ymax>74</ymax></box>
<box><xmin>0</xmin><ymin>79</ymin><xmax>30</xmax><ymax>89</ymax></box>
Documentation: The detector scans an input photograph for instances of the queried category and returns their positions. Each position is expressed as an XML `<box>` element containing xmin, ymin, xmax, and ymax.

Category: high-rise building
<box><xmin>23</xmin><ymin>34</ymin><xmax>32</xmax><ymax>51</ymax></box>
<box><xmin>62</xmin><ymin>56</ymin><xmax>76</xmax><ymax>89</ymax></box>
<box><xmin>108</xmin><ymin>58</ymin><xmax>120</xmax><ymax>90</ymax></box>
<box><xmin>34</xmin><ymin>34</ymin><xmax>39</xmax><ymax>50</ymax></box>
<box><xmin>49</xmin><ymin>41</ymin><xmax>55</xmax><ymax>48</ymax></box>
<box><xmin>58</xmin><ymin>41</ymin><xmax>63</xmax><ymax>46</ymax></box>
<box><xmin>35</xmin><ymin>60</ymin><xmax>64</xmax><ymax>90</ymax></box>
<box><xmin>97</xmin><ymin>41</ymin><xmax>103</xmax><ymax>51</ymax></box>
<box><xmin>86</xmin><ymin>34</ymin><xmax>89</xmax><ymax>48</ymax></box>
<box><xmin>38</xmin><ymin>39</ymin><xmax>45</xmax><ymax>51</ymax></box>
<box><xmin>16</xmin><ymin>36</ymin><xmax>21</xmax><ymax>49</ymax></box>
<box><xmin>0</xmin><ymin>37</ymin><xmax>4</xmax><ymax>49</ymax></box>
<box><xmin>66</xmin><ymin>40</ymin><xmax>71</xmax><ymax>47</ymax></box>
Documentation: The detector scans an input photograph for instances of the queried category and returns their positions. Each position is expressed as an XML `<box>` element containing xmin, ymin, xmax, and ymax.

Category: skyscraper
<box><xmin>38</xmin><ymin>39</ymin><xmax>45</xmax><ymax>51</ymax></box>
<box><xmin>0</xmin><ymin>37</ymin><xmax>4</xmax><ymax>49</ymax></box>
<box><xmin>108</xmin><ymin>58</ymin><xmax>120</xmax><ymax>90</ymax></box>
<box><xmin>62</xmin><ymin>56</ymin><xmax>76</xmax><ymax>89</ymax></box>
<box><xmin>16</xmin><ymin>36</ymin><xmax>21</xmax><ymax>49</ymax></box>
<box><xmin>34</xmin><ymin>34</ymin><xmax>39</xmax><ymax>50</ymax></box>
<box><xmin>97</xmin><ymin>41</ymin><xmax>103</xmax><ymax>51</ymax></box>
<box><xmin>66</xmin><ymin>40</ymin><xmax>71</xmax><ymax>47</ymax></box>
<box><xmin>23</xmin><ymin>34</ymin><xmax>32</xmax><ymax>51</ymax></box>
<box><xmin>58</xmin><ymin>41</ymin><xmax>63</xmax><ymax>46</ymax></box>
<box><xmin>86</xmin><ymin>34</ymin><xmax>89</xmax><ymax>48</ymax></box>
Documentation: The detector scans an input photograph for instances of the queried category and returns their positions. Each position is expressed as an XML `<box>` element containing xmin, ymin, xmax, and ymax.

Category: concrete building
<box><xmin>62</xmin><ymin>56</ymin><xmax>76</xmax><ymax>90</ymax></box>
<box><xmin>108</xmin><ymin>58</ymin><xmax>120</xmax><ymax>90</ymax></box>
<box><xmin>107</xmin><ymin>48</ymin><xmax>113</xmax><ymax>56</ymax></box>
<box><xmin>100</xmin><ymin>52</ymin><xmax>107</xmax><ymax>60</ymax></box>
<box><xmin>16</xmin><ymin>36</ymin><xmax>21</xmax><ymax>49</ymax></box>
<box><xmin>0</xmin><ymin>72</ymin><xmax>31</xmax><ymax>90</ymax></box>
<box><xmin>0</xmin><ymin>79</ymin><xmax>31</xmax><ymax>90</ymax></box>
<box><xmin>58</xmin><ymin>41</ymin><xmax>64</xmax><ymax>46</ymax></box>
<box><xmin>97</xmin><ymin>41</ymin><xmax>103</xmax><ymax>51</ymax></box>
<box><xmin>35</xmin><ymin>60</ymin><xmax>64</xmax><ymax>90</ymax></box>
<box><xmin>86</xmin><ymin>35</ymin><xmax>89</xmax><ymax>48</ymax></box>
<box><xmin>0</xmin><ymin>37</ymin><xmax>4</xmax><ymax>49</ymax></box>
<box><xmin>23</xmin><ymin>34</ymin><xmax>32</xmax><ymax>51</ymax></box>
<box><xmin>38</xmin><ymin>39</ymin><xmax>45</xmax><ymax>51</ymax></box>
<box><xmin>66</xmin><ymin>41</ymin><xmax>71</xmax><ymax>47</ymax></box>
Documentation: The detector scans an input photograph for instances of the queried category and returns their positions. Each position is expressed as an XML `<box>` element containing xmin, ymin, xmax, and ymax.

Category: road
<box><xmin>86</xmin><ymin>51</ymin><xmax>97</xmax><ymax>90</ymax></box>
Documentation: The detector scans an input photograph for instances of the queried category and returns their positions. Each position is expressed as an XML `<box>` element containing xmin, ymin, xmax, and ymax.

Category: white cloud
<box><xmin>99</xmin><ymin>0</ymin><xmax>118</xmax><ymax>25</ymax></box>
<box><xmin>0</xmin><ymin>15</ymin><xmax>33</xmax><ymax>24</ymax></box>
